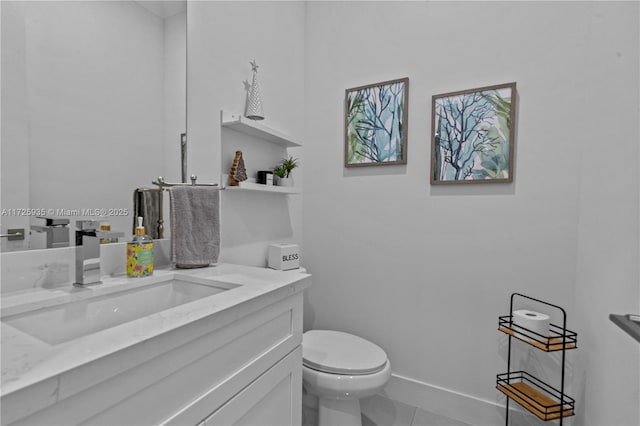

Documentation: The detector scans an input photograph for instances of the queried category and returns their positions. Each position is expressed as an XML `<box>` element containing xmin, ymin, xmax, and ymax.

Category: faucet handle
<box><xmin>36</xmin><ymin>217</ymin><xmax>70</xmax><ymax>227</ymax></box>
<box><xmin>76</xmin><ymin>220</ymin><xmax>100</xmax><ymax>231</ymax></box>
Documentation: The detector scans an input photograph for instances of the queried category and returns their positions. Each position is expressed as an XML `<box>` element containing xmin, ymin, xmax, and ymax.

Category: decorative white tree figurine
<box><xmin>245</xmin><ymin>59</ymin><xmax>265</xmax><ymax>120</ymax></box>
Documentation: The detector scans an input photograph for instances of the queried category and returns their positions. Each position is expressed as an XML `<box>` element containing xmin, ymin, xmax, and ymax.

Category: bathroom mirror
<box><xmin>1</xmin><ymin>0</ymin><xmax>186</xmax><ymax>252</ymax></box>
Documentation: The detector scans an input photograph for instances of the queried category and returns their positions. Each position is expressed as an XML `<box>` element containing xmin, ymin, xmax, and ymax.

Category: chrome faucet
<box><xmin>75</xmin><ymin>220</ymin><xmax>101</xmax><ymax>286</ymax></box>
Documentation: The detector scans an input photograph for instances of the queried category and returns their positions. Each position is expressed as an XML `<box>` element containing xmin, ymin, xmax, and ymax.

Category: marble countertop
<box><xmin>1</xmin><ymin>263</ymin><xmax>311</xmax><ymax>398</ymax></box>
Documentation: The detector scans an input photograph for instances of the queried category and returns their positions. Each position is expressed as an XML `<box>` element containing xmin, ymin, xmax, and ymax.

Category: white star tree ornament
<box><xmin>245</xmin><ymin>59</ymin><xmax>264</xmax><ymax>120</ymax></box>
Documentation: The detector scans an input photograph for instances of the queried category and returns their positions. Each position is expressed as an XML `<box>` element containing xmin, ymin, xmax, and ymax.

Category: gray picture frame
<box><xmin>431</xmin><ymin>82</ymin><xmax>516</xmax><ymax>184</ymax></box>
<box><xmin>345</xmin><ymin>77</ymin><xmax>409</xmax><ymax>168</ymax></box>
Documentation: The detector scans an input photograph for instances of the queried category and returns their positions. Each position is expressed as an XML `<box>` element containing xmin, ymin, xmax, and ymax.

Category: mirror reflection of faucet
<box><xmin>31</xmin><ymin>217</ymin><xmax>70</xmax><ymax>249</ymax></box>
<box><xmin>74</xmin><ymin>220</ymin><xmax>124</xmax><ymax>287</ymax></box>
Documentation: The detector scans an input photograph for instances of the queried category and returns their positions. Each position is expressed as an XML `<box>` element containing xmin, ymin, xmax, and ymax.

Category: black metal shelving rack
<box><xmin>496</xmin><ymin>293</ymin><xmax>578</xmax><ymax>425</ymax></box>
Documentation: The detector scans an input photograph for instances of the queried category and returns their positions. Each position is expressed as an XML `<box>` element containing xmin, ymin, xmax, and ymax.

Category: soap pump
<box><xmin>127</xmin><ymin>216</ymin><xmax>154</xmax><ymax>278</ymax></box>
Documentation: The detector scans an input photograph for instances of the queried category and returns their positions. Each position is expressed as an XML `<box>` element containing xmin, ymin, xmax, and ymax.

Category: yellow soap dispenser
<box><xmin>127</xmin><ymin>216</ymin><xmax>153</xmax><ymax>278</ymax></box>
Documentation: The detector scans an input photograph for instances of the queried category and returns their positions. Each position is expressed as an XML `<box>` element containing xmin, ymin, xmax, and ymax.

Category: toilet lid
<box><xmin>302</xmin><ymin>330</ymin><xmax>388</xmax><ymax>375</ymax></box>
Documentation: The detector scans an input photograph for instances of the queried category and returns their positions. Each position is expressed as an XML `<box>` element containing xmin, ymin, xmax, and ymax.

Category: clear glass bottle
<box><xmin>127</xmin><ymin>217</ymin><xmax>153</xmax><ymax>278</ymax></box>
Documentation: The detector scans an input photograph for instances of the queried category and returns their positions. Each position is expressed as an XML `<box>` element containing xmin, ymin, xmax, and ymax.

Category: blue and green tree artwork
<box><xmin>431</xmin><ymin>82</ymin><xmax>516</xmax><ymax>183</ymax></box>
<box><xmin>345</xmin><ymin>78</ymin><xmax>408</xmax><ymax>167</ymax></box>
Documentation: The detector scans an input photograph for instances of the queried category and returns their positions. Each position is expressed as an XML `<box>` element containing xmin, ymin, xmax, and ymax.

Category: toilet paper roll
<box><xmin>512</xmin><ymin>309</ymin><xmax>550</xmax><ymax>342</ymax></box>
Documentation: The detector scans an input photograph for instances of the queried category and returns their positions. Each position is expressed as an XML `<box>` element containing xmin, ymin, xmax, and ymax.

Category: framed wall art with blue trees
<box><xmin>431</xmin><ymin>82</ymin><xmax>516</xmax><ymax>184</ymax></box>
<box><xmin>345</xmin><ymin>78</ymin><xmax>409</xmax><ymax>167</ymax></box>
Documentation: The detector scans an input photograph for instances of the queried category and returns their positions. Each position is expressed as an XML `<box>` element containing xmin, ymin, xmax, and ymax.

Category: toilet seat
<box><xmin>303</xmin><ymin>330</ymin><xmax>387</xmax><ymax>375</ymax></box>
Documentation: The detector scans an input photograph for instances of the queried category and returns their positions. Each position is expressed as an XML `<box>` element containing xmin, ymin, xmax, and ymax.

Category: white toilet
<box><xmin>302</xmin><ymin>330</ymin><xmax>391</xmax><ymax>426</ymax></box>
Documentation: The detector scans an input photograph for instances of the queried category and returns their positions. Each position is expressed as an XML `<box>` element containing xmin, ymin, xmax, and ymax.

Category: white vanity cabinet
<box><xmin>159</xmin><ymin>291</ymin><xmax>305</xmax><ymax>426</ymax></box>
<box><xmin>1</xmin><ymin>265</ymin><xmax>310</xmax><ymax>426</ymax></box>
<box><xmin>198</xmin><ymin>347</ymin><xmax>302</xmax><ymax>426</ymax></box>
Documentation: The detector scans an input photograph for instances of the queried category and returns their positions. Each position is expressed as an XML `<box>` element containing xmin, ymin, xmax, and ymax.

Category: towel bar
<box><xmin>149</xmin><ymin>175</ymin><xmax>219</xmax><ymax>239</ymax></box>
<box><xmin>152</xmin><ymin>175</ymin><xmax>218</xmax><ymax>189</ymax></box>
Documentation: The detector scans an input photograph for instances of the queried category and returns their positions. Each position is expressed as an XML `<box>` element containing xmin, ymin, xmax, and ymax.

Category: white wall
<box><xmin>303</xmin><ymin>2</ymin><xmax>639</xmax><ymax>425</ymax></box>
<box><xmin>0</xmin><ymin>1</ymin><xmax>30</xmax><ymax>252</ymax></box>
<box><xmin>28</xmin><ymin>1</ymin><xmax>166</xmax><ymax>237</ymax></box>
<box><xmin>163</xmin><ymin>9</ymin><xmax>188</xmax><ymax>238</ymax></box>
<box><xmin>187</xmin><ymin>1</ymin><xmax>305</xmax><ymax>267</ymax></box>
<box><xmin>1</xmin><ymin>1</ymin><xmax>170</xmax><ymax>247</ymax></box>
<box><xmin>163</xmin><ymin>9</ymin><xmax>187</xmax><ymax>184</ymax></box>
<box><xmin>573</xmin><ymin>2</ymin><xmax>640</xmax><ymax>425</ymax></box>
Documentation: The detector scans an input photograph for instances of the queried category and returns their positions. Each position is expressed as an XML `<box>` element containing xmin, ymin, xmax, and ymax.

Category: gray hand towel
<box><xmin>168</xmin><ymin>186</ymin><xmax>220</xmax><ymax>268</ymax></box>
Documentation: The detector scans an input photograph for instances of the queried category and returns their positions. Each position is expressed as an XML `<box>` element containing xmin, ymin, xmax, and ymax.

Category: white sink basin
<box><xmin>2</xmin><ymin>274</ymin><xmax>239</xmax><ymax>345</ymax></box>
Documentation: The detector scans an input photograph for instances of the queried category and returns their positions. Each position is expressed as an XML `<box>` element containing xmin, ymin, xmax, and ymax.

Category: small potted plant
<box><xmin>273</xmin><ymin>156</ymin><xmax>298</xmax><ymax>187</ymax></box>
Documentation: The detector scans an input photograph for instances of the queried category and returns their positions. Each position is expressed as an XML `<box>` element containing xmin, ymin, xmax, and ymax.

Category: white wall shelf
<box><xmin>221</xmin><ymin>175</ymin><xmax>299</xmax><ymax>194</ymax></box>
<box><xmin>220</xmin><ymin>110</ymin><xmax>302</xmax><ymax>194</ymax></box>
<box><xmin>221</xmin><ymin>111</ymin><xmax>302</xmax><ymax>148</ymax></box>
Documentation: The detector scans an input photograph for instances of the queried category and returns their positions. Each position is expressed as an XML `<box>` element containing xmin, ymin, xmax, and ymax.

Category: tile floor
<box><xmin>303</xmin><ymin>394</ymin><xmax>472</xmax><ymax>426</ymax></box>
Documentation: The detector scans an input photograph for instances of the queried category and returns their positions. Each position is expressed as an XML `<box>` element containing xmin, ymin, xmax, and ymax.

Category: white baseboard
<box><xmin>380</xmin><ymin>373</ymin><xmax>508</xmax><ymax>426</ymax></box>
